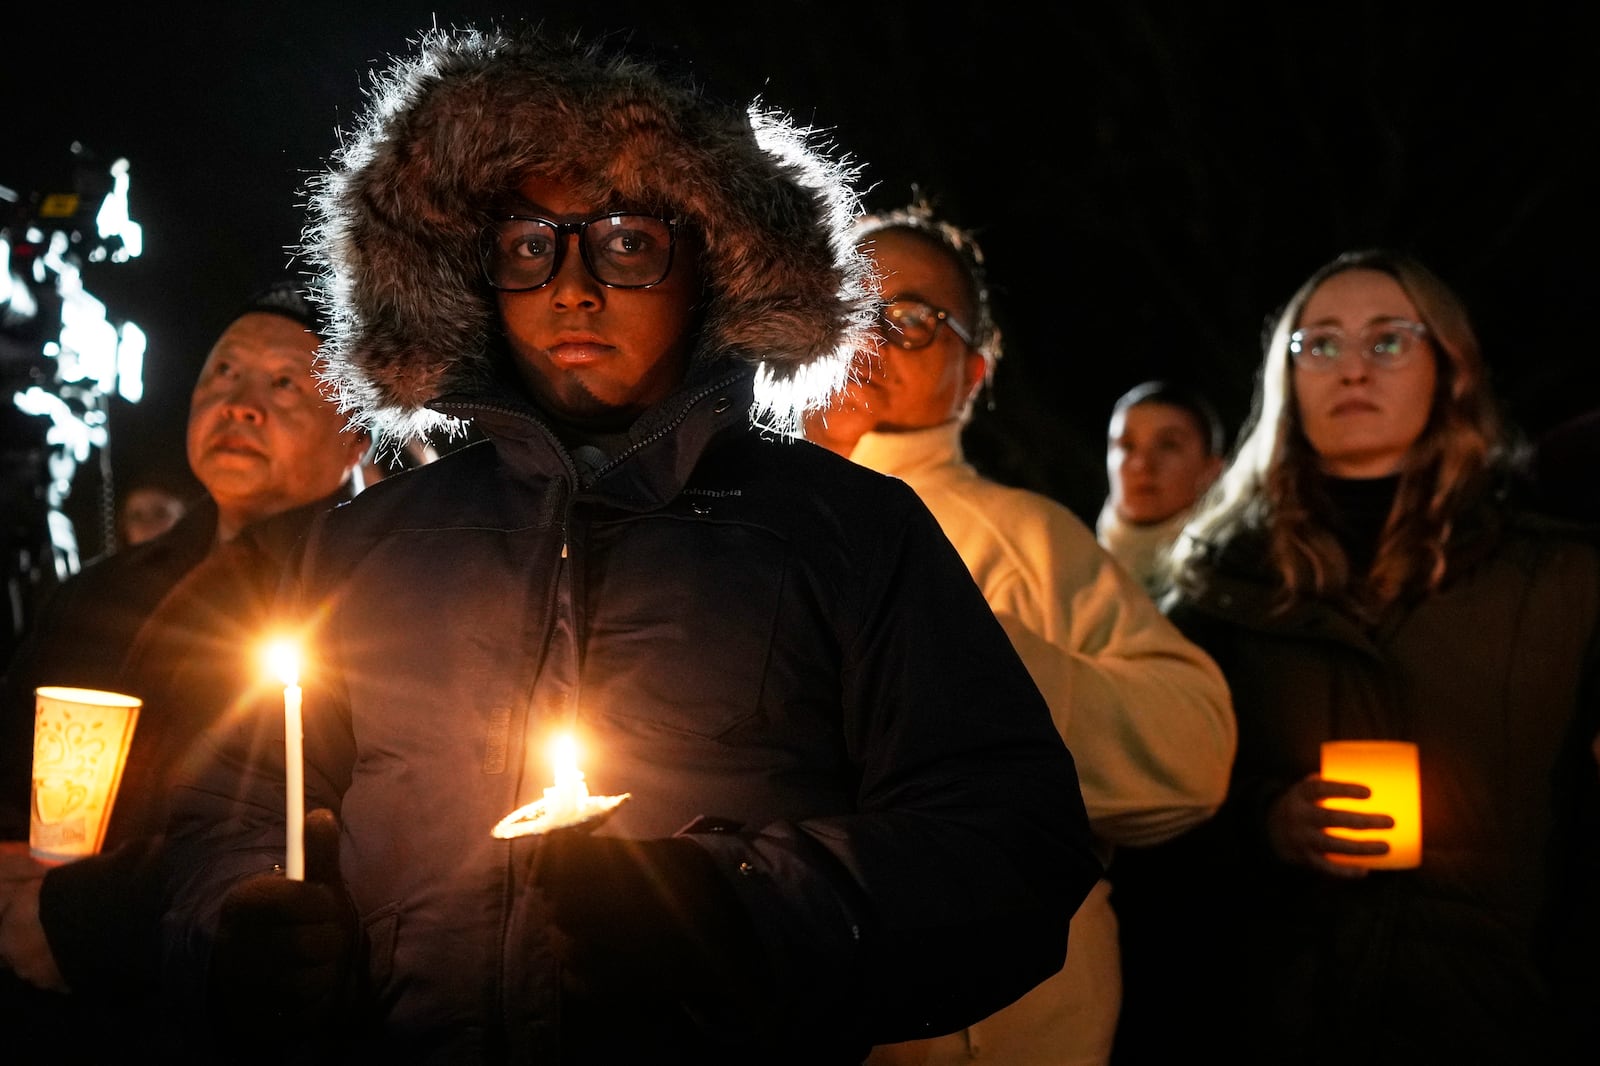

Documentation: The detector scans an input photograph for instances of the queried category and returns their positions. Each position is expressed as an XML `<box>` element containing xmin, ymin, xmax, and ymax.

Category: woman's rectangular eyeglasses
<box><xmin>1289</xmin><ymin>318</ymin><xmax>1429</xmax><ymax>372</ymax></box>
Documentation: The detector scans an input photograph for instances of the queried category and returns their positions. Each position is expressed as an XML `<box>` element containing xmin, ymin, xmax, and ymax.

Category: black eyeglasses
<box><xmin>874</xmin><ymin>297</ymin><xmax>976</xmax><ymax>350</ymax></box>
<box><xmin>1288</xmin><ymin>318</ymin><xmax>1430</xmax><ymax>372</ymax></box>
<box><xmin>481</xmin><ymin>213</ymin><xmax>678</xmax><ymax>291</ymax></box>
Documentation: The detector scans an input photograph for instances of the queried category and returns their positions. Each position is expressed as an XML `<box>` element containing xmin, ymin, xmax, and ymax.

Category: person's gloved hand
<box><xmin>532</xmin><ymin>830</ymin><xmax>764</xmax><ymax>999</ymax></box>
<box><xmin>207</xmin><ymin>808</ymin><xmax>361</xmax><ymax>1043</ymax></box>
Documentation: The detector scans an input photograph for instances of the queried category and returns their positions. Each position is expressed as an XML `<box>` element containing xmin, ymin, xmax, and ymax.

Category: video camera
<box><xmin>2</xmin><ymin>141</ymin><xmax>144</xmax><ymax>662</ymax></box>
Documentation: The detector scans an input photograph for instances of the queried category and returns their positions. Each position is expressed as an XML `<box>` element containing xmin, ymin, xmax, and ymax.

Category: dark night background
<box><xmin>6</xmin><ymin>2</ymin><xmax>1599</xmax><ymax>564</ymax></box>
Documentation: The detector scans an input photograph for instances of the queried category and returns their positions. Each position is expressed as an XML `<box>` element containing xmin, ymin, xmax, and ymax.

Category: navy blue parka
<box><xmin>162</xmin><ymin>367</ymin><xmax>1098</xmax><ymax>1062</ymax></box>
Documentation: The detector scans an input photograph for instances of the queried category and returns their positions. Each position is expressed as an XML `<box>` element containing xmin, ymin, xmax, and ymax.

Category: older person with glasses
<box><xmin>1109</xmin><ymin>248</ymin><xmax>1600</xmax><ymax>1066</ymax></box>
<box><xmin>805</xmin><ymin>196</ymin><xmax>1236</xmax><ymax>1066</ymax></box>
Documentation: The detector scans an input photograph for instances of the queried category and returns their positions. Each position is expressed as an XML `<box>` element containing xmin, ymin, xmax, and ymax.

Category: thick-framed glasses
<box><xmin>1288</xmin><ymin>318</ymin><xmax>1430</xmax><ymax>372</ymax></box>
<box><xmin>481</xmin><ymin>213</ymin><xmax>677</xmax><ymax>291</ymax></box>
<box><xmin>874</xmin><ymin>297</ymin><xmax>977</xmax><ymax>350</ymax></box>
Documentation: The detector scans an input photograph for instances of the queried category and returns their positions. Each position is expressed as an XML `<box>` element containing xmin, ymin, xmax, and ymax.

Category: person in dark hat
<box><xmin>158</xmin><ymin>23</ymin><xmax>1099</xmax><ymax>1066</ymax></box>
<box><xmin>0</xmin><ymin>280</ymin><xmax>370</xmax><ymax>1058</ymax></box>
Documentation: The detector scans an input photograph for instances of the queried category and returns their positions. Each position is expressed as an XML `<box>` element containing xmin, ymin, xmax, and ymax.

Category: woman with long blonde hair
<box><xmin>1169</xmin><ymin>248</ymin><xmax>1505</xmax><ymax>616</ymax></box>
<box><xmin>1112</xmin><ymin>249</ymin><xmax>1600</xmax><ymax>1065</ymax></box>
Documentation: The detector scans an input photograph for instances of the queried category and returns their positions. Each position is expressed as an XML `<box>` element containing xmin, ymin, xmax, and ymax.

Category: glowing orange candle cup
<box><xmin>1319</xmin><ymin>740</ymin><xmax>1422</xmax><ymax>869</ymax></box>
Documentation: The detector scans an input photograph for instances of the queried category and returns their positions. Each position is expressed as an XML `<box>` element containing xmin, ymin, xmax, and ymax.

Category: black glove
<box><xmin>207</xmin><ymin>808</ymin><xmax>361</xmax><ymax>1048</ymax></box>
<box><xmin>532</xmin><ymin>830</ymin><xmax>766</xmax><ymax>1000</ymax></box>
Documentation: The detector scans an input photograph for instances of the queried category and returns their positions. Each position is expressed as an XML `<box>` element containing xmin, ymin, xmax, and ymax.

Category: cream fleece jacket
<box><xmin>852</xmin><ymin>422</ymin><xmax>1236</xmax><ymax>1066</ymax></box>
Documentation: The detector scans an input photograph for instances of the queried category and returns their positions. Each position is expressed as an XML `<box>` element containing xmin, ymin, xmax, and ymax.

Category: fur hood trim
<box><xmin>302</xmin><ymin>24</ymin><xmax>876</xmax><ymax>445</ymax></box>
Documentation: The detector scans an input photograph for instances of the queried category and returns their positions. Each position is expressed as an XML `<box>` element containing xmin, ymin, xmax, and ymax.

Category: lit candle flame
<box><xmin>543</xmin><ymin>732</ymin><xmax>589</xmax><ymax>820</ymax></box>
<box><xmin>550</xmin><ymin>732</ymin><xmax>584</xmax><ymax>789</ymax></box>
<box><xmin>266</xmin><ymin>639</ymin><xmax>300</xmax><ymax>689</ymax></box>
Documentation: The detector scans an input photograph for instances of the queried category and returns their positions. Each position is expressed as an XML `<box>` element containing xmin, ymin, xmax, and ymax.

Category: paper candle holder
<box><xmin>30</xmin><ymin>686</ymin><xmax>142</xmax><ymax>863</ymax></box>
<box><xmin>492</xmin><ymin>791</ymin><xmax>632</xmax><ymax>838</ymax></box>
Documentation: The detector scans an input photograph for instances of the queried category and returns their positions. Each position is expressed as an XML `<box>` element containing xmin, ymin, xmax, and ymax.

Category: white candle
<box><xmin>542</xmin><ymin>733</ymin><xmax>589</xmax><ymax>821</ymax></box>
<box><xmin>268</xmin><ymin>641</ymin><xmax>305</xmax><ymax>881</ymax></box>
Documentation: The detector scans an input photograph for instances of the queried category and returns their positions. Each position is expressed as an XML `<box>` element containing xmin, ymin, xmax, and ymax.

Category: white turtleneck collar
<box><xmin>1095</xmin><ymin>500</ymin><xmax>1190</xmax><ymax>595</ymax></box>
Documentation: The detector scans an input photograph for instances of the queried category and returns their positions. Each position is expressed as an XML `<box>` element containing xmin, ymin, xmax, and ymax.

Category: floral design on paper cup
<box><xmin>30</xmin><ymin>687</ymin><xmax>141</xmax><ymax>862</ymax></box>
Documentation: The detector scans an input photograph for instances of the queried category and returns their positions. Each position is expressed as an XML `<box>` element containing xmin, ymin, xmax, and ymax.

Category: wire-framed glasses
<box><xmin>481</xmin><ymin>213</ymin><xmax>678</xmax><ymax>291</ymax></box>
<box><xmin>1288</xmin><ymin>318</ymin><xmax>1430</xmax><ymax>372</ymax></box>
<box><xmin>874</xmin><ymin>297</ymin><xmax>977</xmax><ymax>350</ymax></box>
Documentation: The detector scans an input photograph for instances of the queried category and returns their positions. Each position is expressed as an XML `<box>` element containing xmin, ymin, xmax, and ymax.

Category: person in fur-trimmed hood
<box><xmin>158</xmin><ymin>23</ymin><xmax>1100</xmax><ymax>1066</ymax></box>
<box><xmin>309</xmin><ymin>22</ymin><xmax>876</xmax><ymax>446</ymax></box>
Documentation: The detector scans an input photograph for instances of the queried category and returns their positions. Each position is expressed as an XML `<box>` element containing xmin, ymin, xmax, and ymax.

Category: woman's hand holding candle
<box><xmin>1267</xmin><ymin>774</ymin><xmax>1394</xmax><ymax>879</ymax></box>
